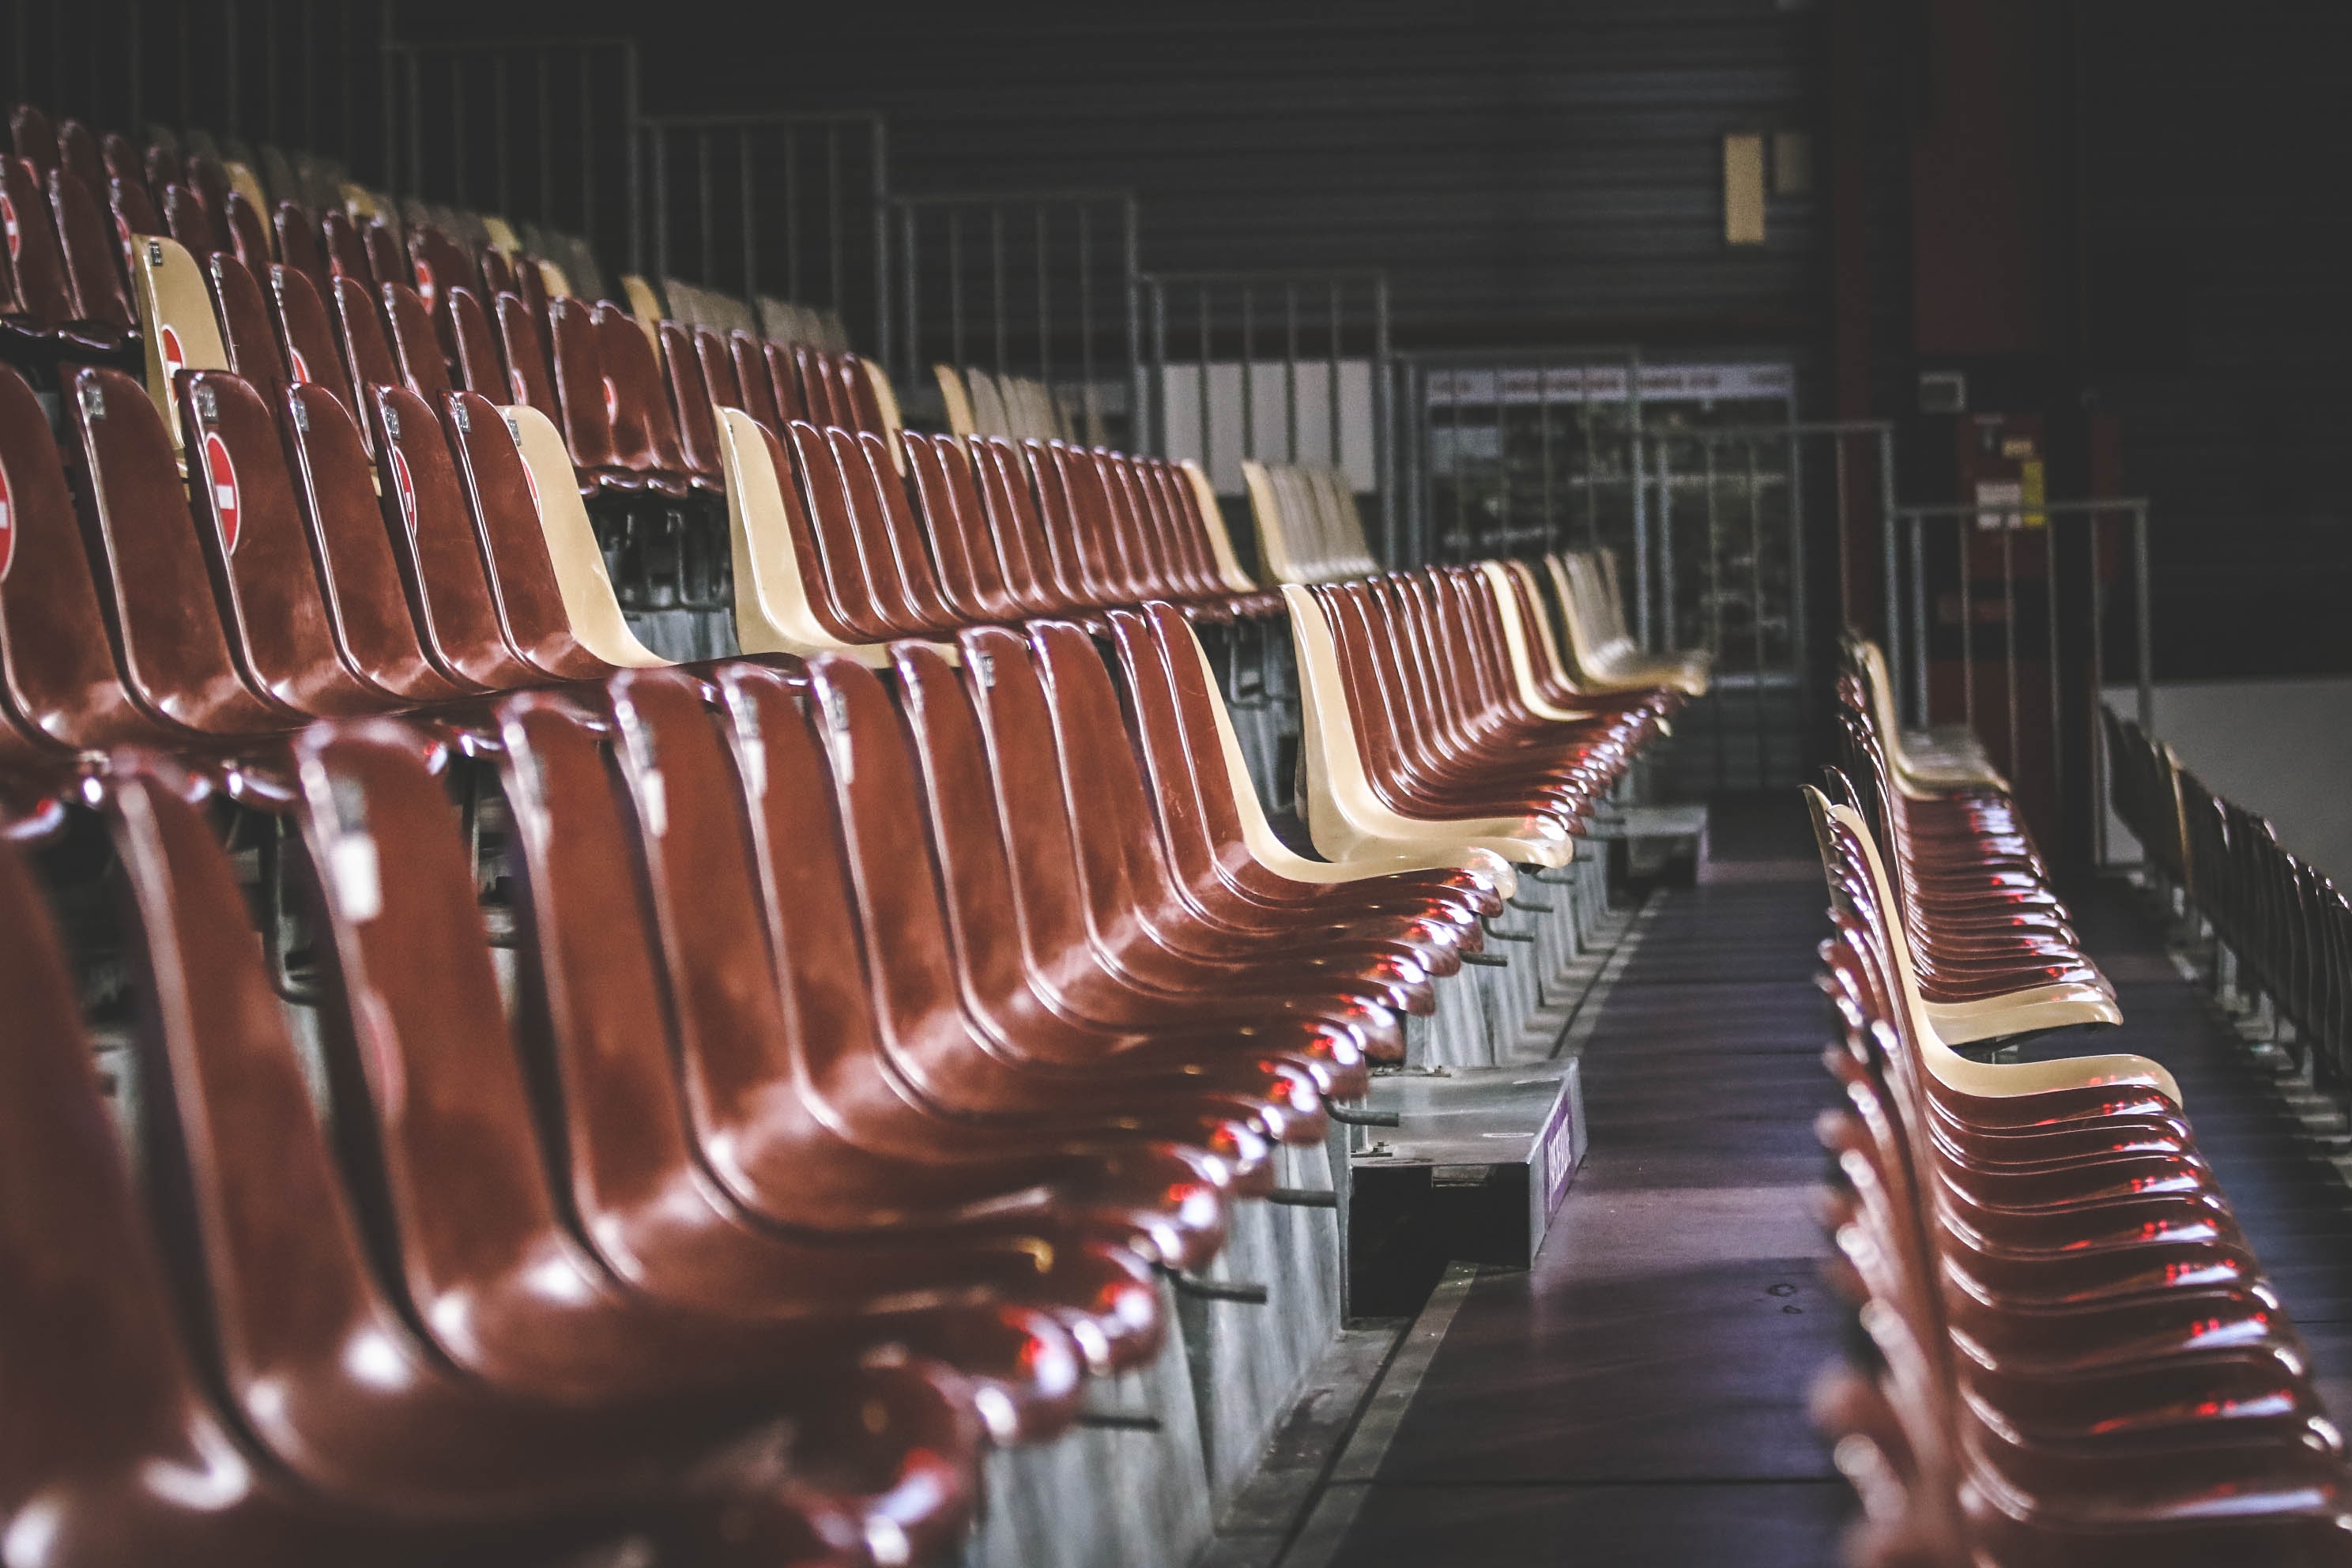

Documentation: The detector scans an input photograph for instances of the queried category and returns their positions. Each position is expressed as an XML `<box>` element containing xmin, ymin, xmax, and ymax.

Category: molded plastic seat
<box><xmin>438</xmin><ymin>283</ymin><xmax>508</xmax><ymax>395</ymax></box>
<box><xmin>203</xmin><ymin>251</ymin><xmax>292</xmax><ymax>404</ymax></box>
<box><xmin>381</xmin><ymin>279</ymin><xmax>452</xmax><ymax>400</ymax></box>
<box><xmin>67</xmin><ymin>368</ymin><xmax>290</xmax><ymax>741</ymax></box>
<box><xmin>98</xmin><ymin>757</ymin><xmax>978</xmax><ymax>1557</ymax></box>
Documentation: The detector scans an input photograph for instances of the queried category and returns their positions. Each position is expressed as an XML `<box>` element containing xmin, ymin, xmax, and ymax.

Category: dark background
<box><xmin>16</xmin><ymin>0</ymin><xmax>2346</xmax><ymax>680</ymax></box>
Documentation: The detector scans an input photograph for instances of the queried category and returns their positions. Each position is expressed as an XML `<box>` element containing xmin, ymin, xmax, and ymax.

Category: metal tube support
<box><xmin>1877</xmin><ymin>424</ymin><xmax>1900</xmax><ymax>702</ymax></box>
<box><xmin>1908</xmin><ymin>511</ymin><xmax>1928</xmax><ymax>726</ymax></box>
<box><xmin>2134</xmin><ymin>503</ymin><xmax>2154</xmax><ymax>727</ymax></box>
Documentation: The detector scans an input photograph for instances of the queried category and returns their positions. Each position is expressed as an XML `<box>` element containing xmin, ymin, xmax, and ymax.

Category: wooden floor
<box><xmin>1303</xmin><ymin>809</ymin><xmax>2352</xmax><ymax>1566</ymax></box>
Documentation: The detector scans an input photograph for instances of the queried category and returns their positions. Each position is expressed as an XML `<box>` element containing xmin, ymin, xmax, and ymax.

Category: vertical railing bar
<box><xmin>871</xmin><ymin>121</ymin><xmax>891</xmax><ymax>371</ymax></box>
<box><xmin>1078</xmin><ymin>204</ymin><xmax>1095</xmax><ymax>438</ymax></box>
<box><xmin>989</xmin><ymin>203</ymin><xmax>1007</xmax><ymax>375</ymax></box>
<box><xmin>1494</xmin><ymin>357</ymin><xmax>1510</xmax><ymax>560</ymax></box>
<box><xmin>266</xmin><ymin>0</ymin><xmax>281</xmax><ymax>142</ymax></box>
<box><xmin>493</xmin><ymin>53</ymin><xmax>510</xmax><ymax>217</ymax></box>
<box><xmin>1908</xmin><ymin>508</ymin><xmax>1928</xmax><ymax>725</ymax></box>
<box><xmin>650</xmin><ymin>124</ymin><xmax>668</xmax><ymax>281</ymax></box>
<box><xmin>2002</xmin><ymin>512</ymin><xmax>2019</xmax><ymax>792</ymax></box>
<box><xmin>2048</xmin><ymin>513</ymin><xmax>2064</xmax><ymax>856</ymax></box>
<box><xmin>1150</xmin><ymin>278</ymin><xmax>1167</xmax><ymax>455</ymax></box>
<box><xmin>623</xmin><ymin>42</ymin><xmax>643</xmax><ymax>275</ymax></box>
<box><xmin>825</xmin><ymin>120</ymin><xmax>842</xmax><ymax>309</ymax></box>
<box><xmin>576</xmin><ymin>47</ymin><xmax>594</xmax><ymax>244</ymax></box>
<box><xmin>2134</xmin><ymin>503</ymin><xmax>2154</xmax><ymax>729</ymax></box>
<box><xmin>1197</xmin><ymin>281</ymin><xmax>1212</xmax><ymax>490</ymax></box>
<box><xmin>406</xmin><ymin>51</ymin><xmax>423</xmax><ymax>213</ymax></box>
<box><xmin>898</xmin><ymin>203</ymin><xmax>917</xmax><ymax>390</ymax></box>
<box><xmin>1786</xmin><ymin>419</ymin><xmax>1808</xmax><ymax>754</ymax></box>
<box><xmin>223</xmin><ymin>0</ymin><xmax>238</xmax><ymax>138</ymax></box>
<box><xmin>1326</xmin><ymin>282</ymin><xmax>1342</xmax><ymax>474</ymax></box>
<box><xmin>1121</xmin><ymin>197</ymin><xmax>1141</xmax><ymax>458</ymax></box>
<box><xmin>1539</xmin><ymin>364</ymin><xmax>1555</xmax><ymax>552</ymax></box>
<box><xmin>536</xmin><ymin>51</ymin><xmax>552</xmax><ymax>221</ymax></box>
<box><xmin>450</xmin><ymin>53</ymin><xmax>466</xmax><ymax>208</ymax></box>
<box><xmin>1748</xmin><ymin>437</ymin><xmax>1767</xmax><ymax>786</ymax></box>
<box><xmin>740</xmin><ymin>129</ymin><xmax>756</xmax><ymax>304</ymax></box>
<box><xmin>1283</xmin><ymin>281</ymin><xmax>1299</xmax><ymax>463</ymax></box>
<box><xmin>1372</xmin><ymin>275</ymin><xmax>1391</xmax><ymax>562</ymax></box>
<box><xmin>1959</xmin><ymin>516</ymin><xmax>1976</xmax><ymax>733</ymax></box>
<box><xmin>695</xmin><ymin>128</ymin><xmax>712</xmax><ymax>283</ymax></box>
<box><xmin>1239</xmin><ymin>285</ymin><xmax>1255</xmax><ymax>462</ymax></box>
<box><xmin>1650</xmin><ymin>436</ymin><xmax>1668</xmax><ymax>653</ymax></box>
<box><xmin>1035</xmin><ymin>202</ymin><xmax>1051</xmax><ymax>398</ymax></box>
<box><xmin>1627</xmin><ymin>348</ymin><xmax>1648</xmax><ymax>649</ymax></box>
<box><xmin>947</xmin><ymin>208</ymin><xmax>966</xmax><ymax>370</ymax></box>
<box><xmin>1877</xmin><ymin>424</ymin><xmax>1901</xmax><ymax>719</ymax></box>
<box><xmin>783</xmin><ymin>126</ymin><xmax>801</xmax><ymax>300</ymax></box>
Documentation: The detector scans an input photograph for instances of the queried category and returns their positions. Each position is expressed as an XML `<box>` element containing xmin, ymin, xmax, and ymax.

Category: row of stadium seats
<box><xmin>1804</xmin><ymin>644</ymin><xmax>2352</xmax><ymax>1565</ymax></box>
<box><xmin>0</xmin><ymin>92</ymin><xmax>1704</xmax><ymax>1568</ymax></box>
<box><xmin>935</xmin><ymin>364</ymin><xmax>1087</xmax><ymax>447</ymax></box>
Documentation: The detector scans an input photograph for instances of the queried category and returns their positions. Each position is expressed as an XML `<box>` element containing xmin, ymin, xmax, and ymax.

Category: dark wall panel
<box><xmin>400</xmin><ymin>0</ymin><xmax>1826</xmax><ymax>353</ymax></box>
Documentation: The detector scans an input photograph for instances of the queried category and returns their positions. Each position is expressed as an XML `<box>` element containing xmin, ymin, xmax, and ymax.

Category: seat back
<box><xmin>694</xmin><ymin>324</ymin><xmax>743</xmax><ymax>408</ymax></box>
<box><xmin>321</xmin><ymin>206</ymin><xmax>372</xmax><ymax>282</ymax></box>
<box><xmin>714</xmin><ymin>408</ymin><xmax>880</xmax><ymax>659</ymax></box>
<box><xmin>594</xmin><ymin>300</ymin><xmax>690</xmax><ymax>489</ymax></box>
<box><xmin>763</xmin><ymin>339</ymin><xmax>812</xmax><ymax>424</ymax></box>
<box><xmin>498</xmin><ymin>403</ymin><xmax>668</xmax><ymax>668</ymax></box>
<box><xmin>442</xmin><ymin>390</ymin><xmax>610</xmax><ymax>680</ymax></box>
<box><xmin>0</xmin><ymin>362</ymin><xmax>158</xmax><ymax>750</ymax></box>
<box><xmin>273</xmin><ymin>198</ymin><xmax>330</xmax><ymax>290</ymax></box>
<box><xmin>222</xmin><ymin>187</ymin><xmax>272</xmax><ymax>275</ymax></box>
<box><xmin>266</xmin><ymin>261</ymin><xmax>366</xmax><ymax>444</ymax></box>
<box><xmin>438</xmin><ymin>284</ymin><xmax>506</xmax><ymax>395</ymax></box>
<box><xmin>729</xmin><ymin>329</ymin><xmax>783</xmax><ymax>431</ymax></box>
<box><xmin>178</xmin><ymin>369</ymin><xmax>384</xmax><ymax>715</ymax></box>
<box><xmin>970</xmin><ymin>434</ymin><xmax>1080</xmax><ymax>614</ymax></box>
<box><xmin>493</xmin><ymin>290</ymin><xmax>560</xmax><ymax>413</ymax></box>
<box><xmin>785</xmin><ymin>420</ymin><xmax>900</xmax><ymax>642</ymax></box>
<box><xmin>405</xmin><ymin>222</ymin><xmax>473</xmax><ymax>311</ymax></box>
<box><xmin>657</xmin><ymin>319</ymin><xmax>726</xmax><ymax>486</ymax></box>
<box><xmin>0</xmin><ymin>815</ymin><xmax>302</xmax><ymax>1539</ymax></box>
<box><xmin>328</xmin><ymin>273</ymin><xmax>401</xmax><ymax>407</ymax></box>
<box><xmin>126</xmin><ymin>235</ymin><xmax>231</xmax><ymax>450</ymax></box>
<box><xmin>203</xmin><ymin>251</ymin><xmax>291</xmax><ymax>404</ymax></box>
<box><xmin>839</xmin><ymin>425</ymin><xmax>958</xmax><ymax>632</ymax></box>
<box><xmin>381</xmin><ymin>281</ymin><xmax>451</xmax><ymax>400</ymax></box>
<box><xmin>291</xmin><ymin>722</ymin><xmax>572</xmax><ymax>1314</ymax></box>
<box><xmin>902</xmin><ymin>432</ymin><xmax>1020</xmax><ymax>624</ymax></box>
<box><xmin>368</xmin><ymin>383</ymin><xmax>542</xmax><ymax>690</ymax></box>
<box><xmin>546</xmin><ymin>296</ymin><xmax>621</xmax><ymax>475</ymax></box>
<box><xmin>282</xmin><ymin>380</ymin><xmax>471</xmax><ymax>703</ymax></box>
<box><xmin>67</xmin><ymin>367</ymin><xmax>285</xmax><ymax>736</ymax></box>
<box><xmin>3</xmin><ymin>155</ymin><xmax>76</xmax><ymax>327</ymax></box>
<box><xmin>361</xmin><ymin>215</ymin><xmax>409</xmax><ymax>288</ymax></box>
<box><xmin>48</xmin><ymin>164</ymin><xmax>134</xmax><ymax>332</ymax></box>
<box><xmin>161</xmin><ymin>179</ymin><xmax>225</xmax><ymax>255</ymax></box>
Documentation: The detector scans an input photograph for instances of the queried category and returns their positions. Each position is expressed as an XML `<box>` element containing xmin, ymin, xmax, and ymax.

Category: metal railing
<box><xmin>1888</xmin><ymin>497</ymin><xmax>2154</xmax><ymax>863</ymax></box>
<box><xmin>639</xmin><ymin>111</ymin><xmax>890</xmax><ymax>358</ymax></box>
<box><xmin>1141</xmin><ymin>270</ymin><xmax>1393</xmax><ymax>541</ymax></box>
<box><xmin>888</xmin><ymin>189</ymin><xmax>1142</xmax><ymax>448</ymax></box>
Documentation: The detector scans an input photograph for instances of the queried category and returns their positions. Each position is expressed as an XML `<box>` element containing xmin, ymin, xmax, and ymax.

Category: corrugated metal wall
<box><xmin>405</xmin><ymin>0</ymin><xmax>1826</xmax><ymax>355</ymax></box>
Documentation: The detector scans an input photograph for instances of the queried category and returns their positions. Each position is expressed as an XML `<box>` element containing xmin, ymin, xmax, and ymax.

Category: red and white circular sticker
<box><xmin>509</xmin><ymin>368</ymin><xmax>529</xmax><ymax>405</ymax></box>
<box><xmin>202</xmin><ymin>432</ymin><xmax>241</xmax><ymax>554</ymax></box>
<box><xmin>0</xmin><ymin>455</ymin><xmax>15</xmax><ymax>584</ymax></box>
<box><xmin>387</xmin><ymin>446</ymin><xmax>419</xmax><ymax>536</ymax></box>
<box><xmin>288</xmin><ymin>346</ymin><xmax>311</xmax><ymax>384</ymax></box>
<box><xmin>159</xmin><ymin>324</ymin><xmax>187</xmax><ymax>386</ymax></box>
<box><xmin>602</xmin><ymin>376</ymin><xmax>620</xmax><ymax>425</ymax></box>
<box><xmin>413</xmin><ymin>258</ymin><xmax>436</xmax><ymax>311</ymax></box>
<box><xmin>0</xmin><ymin>192</ymin><xmax>18</xmax><ymax>262</ymax></box>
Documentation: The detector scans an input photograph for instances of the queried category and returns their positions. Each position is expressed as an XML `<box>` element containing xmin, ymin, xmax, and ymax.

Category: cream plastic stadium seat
<box><xmin>1283</xmin><ymin>583</ymin><xmax>1573</xmax><ymax>868</ymax></box>
<box><xmin>966</xmin><ymin>368</ymin><xmax>1012</xmax><ymax>439</ymax></box>
<box><xmin>1808</xmin><ymin>790</ymin><xmax>2136</xmax><ymax>1057</ymax></box>
<box><xmin>1172</xmin><ymin>613</ymin><xmax>1517</xmax><ymax>898</ymax></box>
<box><xmin>710</xmin><ymin>407</ymin><xmax>893</xmax><ymax>669</ymax></box>
<box><xmin>1178</xmin><ymin>461</ymin><xmax>1263</xmax><ymax>594</ymax></box>
<box><xmin>619</xmin><ymin>273</ymin><xmax>666</xmax><ymax>324</ymax></box>
<box><xmin>1303</xmin><ymin>467</ymin><xmax>1379</xmax><ymax>578</ymax></box>
<box><xmin>130</xmin><ymin>235</ymin><xmax>232</xmax><ymax>454</ymax></box>
<box><xmin>1241</xmin><ymin>461</ymin><xmax>1300</xmax><ymax>582</ymax></box>
<box><xmin>934</xmin><ymin>365</ymin><xmax>978</xmax><ymax>439</ymax></box>
<box><xmin>481</xmin><ymin>214</ymin><xmax>523</xmax><ymax>254</ymax></box>
<box><xmin>1845</xmin><ymin>633</ymin><xmax>2007</xmax><ymax>796</ymax></box>
<box><xmin>1476</xmin><ymin>562</ymin><xmax>1598</xmax><ymax>725</ymax></box>
<box><xmin>499</xmin><ymin>404</ymin><xmax>669</xmax><ymax>669</ymax></box>
<box><xmin>1542</xmin><ymin>550</ymin><xmax>1709</xmax><ymax>698</ymax></box>
<box><xmin>861</xmin><ymin>360</ymin><xmax>908</xmax><ymax>470</ymax></box>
